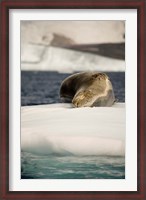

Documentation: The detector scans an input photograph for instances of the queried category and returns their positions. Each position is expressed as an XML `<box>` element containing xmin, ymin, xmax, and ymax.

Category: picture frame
<box><xmin>0</xmin><ymin>0</ymin><xmax>145</xmax><ymax>199</ymax></box>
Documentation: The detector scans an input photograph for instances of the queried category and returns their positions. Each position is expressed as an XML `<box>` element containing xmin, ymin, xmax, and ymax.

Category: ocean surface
<box><xmin>21</xmin><ymin>71</ymin><xmax>125</xmax><ymax>106</ymax></box>
<box><xmin>21</xmin><ymin>152</ymin><xmax>125</xmax><ymax>179</ymax></box>
<box><xmin>21</xmin><ymin>71</ymin><xmax>125</xmax><ymax>179</ymax></box>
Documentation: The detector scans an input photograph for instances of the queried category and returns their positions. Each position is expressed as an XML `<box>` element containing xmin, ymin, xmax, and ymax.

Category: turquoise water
<box><xmin>21</xmin><ymin>152</ymin><xmax>125</xmax><ymax>179</ymax></box>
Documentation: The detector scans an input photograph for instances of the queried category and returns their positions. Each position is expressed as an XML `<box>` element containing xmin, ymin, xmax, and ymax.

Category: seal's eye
<box><xmin>92</xmin><ymin>74</ymin><xmax>98</xmax><ymax>79</ymax></box>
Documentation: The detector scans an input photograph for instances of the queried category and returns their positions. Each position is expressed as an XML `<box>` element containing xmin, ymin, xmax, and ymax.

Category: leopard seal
<box><xmin>60</xmin><ymin>72</ymin><xmax>115</xmax><ymax>107</ymax></box>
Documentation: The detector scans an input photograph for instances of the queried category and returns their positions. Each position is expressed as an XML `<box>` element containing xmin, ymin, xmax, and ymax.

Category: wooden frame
<box><xmin>0</xmin><ymin>0</ymin><xmax>145</xmax><ymax>199</ymax></box>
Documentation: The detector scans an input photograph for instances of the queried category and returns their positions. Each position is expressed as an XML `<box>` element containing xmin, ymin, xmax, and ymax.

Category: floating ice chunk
<box><xmin>21</xmin><ymin>103</ymin><xmax>125</xmax><ymax>156</ymax></box>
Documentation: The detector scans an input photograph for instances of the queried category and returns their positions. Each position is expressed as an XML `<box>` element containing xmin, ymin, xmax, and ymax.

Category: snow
<box><xmin>21</xmin><ymin>46</ymin><xmax>125</xmax><ymax>72</ymax></box>
<box><xmin>21</xmin><ymin>103</ymin><xmax>125</xmax><ymax>156</ymax></box>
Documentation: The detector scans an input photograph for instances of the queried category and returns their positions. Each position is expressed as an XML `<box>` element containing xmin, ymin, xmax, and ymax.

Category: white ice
<box><xmin>21</xmin><ymin>46</ymin><xmax>125</xmax><ymax>72</ymax></box>
<box><xmin>21</xmin><ymin>103</ymin><xmax>125</xmax><ymax>156</ymax></box>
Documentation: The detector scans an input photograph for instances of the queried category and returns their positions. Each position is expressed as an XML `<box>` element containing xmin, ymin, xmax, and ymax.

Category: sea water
<box><xmin>21</xmin><ymin>152</ymin><xmax>125</xmax><ymax>179</ymax></box>
<box><xmin>21</xmin><ymin>71</ymin><xmax>125</xmax><ymax>179</ymax></box>
<box><xmin>21</xmin><ymin>71</ymin><xmax>125</xmax><ymax>106</ymax></box>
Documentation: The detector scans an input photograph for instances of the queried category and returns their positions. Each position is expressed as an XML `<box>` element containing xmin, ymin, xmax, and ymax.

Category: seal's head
<box><xmin>72</xmin><ymin>90</ymin><xmax>95</xmax><ymax>107</ymax></box>
<box><xmin>72</xmin><ymin>73</ymin><xmax>108</xmax><ymax>107</ymax></box>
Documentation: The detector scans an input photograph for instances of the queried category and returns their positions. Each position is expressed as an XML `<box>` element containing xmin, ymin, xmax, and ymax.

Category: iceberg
<box><xmin>21</xmin><ymin>103</ymin><xmax>125</xmax><ymax>156</ymax></box>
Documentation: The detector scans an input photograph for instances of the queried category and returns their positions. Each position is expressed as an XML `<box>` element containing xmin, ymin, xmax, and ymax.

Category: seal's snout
<box><xmin>72</xmin><ymin>99</ymin><xmax>79</xmax><ymax>107</ymax></box>
<box><xmin>72</xmin><ymin>92</ymin><xmax>86</xmax><ymax>108</ymax></box>
<box><xmin>73</xmin><ymin>103</ymin><xmax>78</xmax><ymax>108</ymax></box>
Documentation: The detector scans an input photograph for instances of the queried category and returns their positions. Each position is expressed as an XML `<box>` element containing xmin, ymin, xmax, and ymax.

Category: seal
<box><xmin>60</xmin><ymin>72</ymin><xmax>115</xmax><ymax>107</ymax></box>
